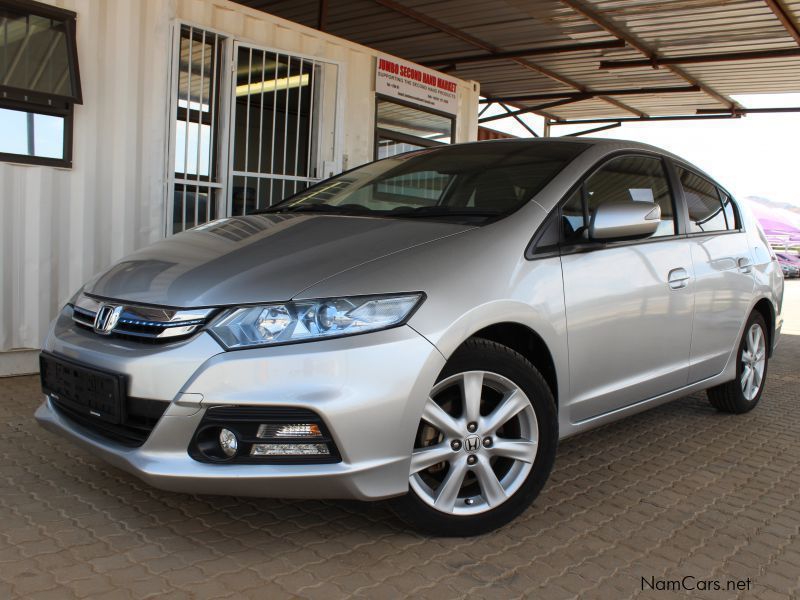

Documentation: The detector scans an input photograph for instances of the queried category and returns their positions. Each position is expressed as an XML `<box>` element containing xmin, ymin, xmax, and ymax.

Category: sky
<box><xmin>481</xmin><ymin>93</ymin><xmax>800</xmax><ymax>208</ymax></box>
<box><xmin>0</xmin><ymin>108</ymin><xmax>64</xmax><ymax>159</ymax></box>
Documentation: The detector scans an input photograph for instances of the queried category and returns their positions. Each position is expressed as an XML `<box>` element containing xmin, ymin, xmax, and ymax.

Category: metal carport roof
<box><xmin>234</xmin><ymin>0</ymin><xmax>800</xmax><ymax>129</ymax></box>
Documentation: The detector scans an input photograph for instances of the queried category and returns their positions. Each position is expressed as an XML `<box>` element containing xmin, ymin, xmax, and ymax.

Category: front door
<box><xmin>560</xmin><ymin>154</ymin><xmax>694</xmax><ymax>423</ymax></box>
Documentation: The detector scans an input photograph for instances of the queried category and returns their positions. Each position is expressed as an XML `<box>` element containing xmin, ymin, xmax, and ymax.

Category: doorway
<box><xmin>167</xmin><ymin>26</ymin><xmax>342</xmax><ymax>234</ymax></box>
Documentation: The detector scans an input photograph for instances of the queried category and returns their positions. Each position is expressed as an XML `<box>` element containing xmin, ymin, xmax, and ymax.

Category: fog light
<box><xmin>250</xmin><ymin>443</ymin><xmax>329</xmax><ymax>456</ymax></box>
<box><xmin>219</xmin><ymin>428</ymin><xmax>238</xmax><ymax>457</ymax></box>
<box><xmin>256</xmin><ymin>423</ymin><xmax>323</xmax><ymax>439</ymax></box>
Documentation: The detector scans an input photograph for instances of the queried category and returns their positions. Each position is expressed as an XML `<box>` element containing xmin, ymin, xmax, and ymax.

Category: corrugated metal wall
<box><xmin>0</xmin><ymin>0</ymin><xmax>479</xmax><ymax>360</ymax></box>
<box><xmin>174</xmin><ymin>0</ymin><xmax>479</xmax><ymax>169</ymax></box>
<box><xmin>0</xmin><ymin>0</ymin><xmax>173</xmax><ymax>353</ymax></box>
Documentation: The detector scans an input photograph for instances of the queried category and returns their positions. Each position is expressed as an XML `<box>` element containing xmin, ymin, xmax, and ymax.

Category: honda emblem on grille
<box><xmin>93</xmin><ymin>304</ymin><xmax>123</xmax><ymax>335</ymax></box>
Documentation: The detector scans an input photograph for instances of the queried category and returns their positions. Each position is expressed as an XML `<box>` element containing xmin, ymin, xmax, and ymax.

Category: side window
<box><xmin>677</xmin><ymin>168</ymin><xmax>727</xmax><ymax>233</ymax></box>
<box><xmin>530</xmin><ymin>209</ymin><xmax>560</xmax><ymax>256</ymax></box>
<box><xmin>561</xmin><ymin>155</ymin><xmax>676</xmax><ymax>244</ymax></box>
<box><xmin>718</xmin><ymin>190</ymin><xmax>740</xmax><ymax>230</ymax></box>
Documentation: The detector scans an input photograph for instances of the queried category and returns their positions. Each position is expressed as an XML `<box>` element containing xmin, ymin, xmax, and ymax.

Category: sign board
<box><xmin>376</xmin><ymin>56</ymin><xmax>459</xmax><ymax>115</ymax></box>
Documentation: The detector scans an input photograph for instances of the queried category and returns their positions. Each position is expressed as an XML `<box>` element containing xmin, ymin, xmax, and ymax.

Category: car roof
<box><xmin>464</xmin><ymin>136</ymin><xmax>684</xmax><ymax>160</ymax></box>
<box><xmin>458</xmin><ymin>137</ymin><xmax>726</xmax><ymax>193</ymax></box>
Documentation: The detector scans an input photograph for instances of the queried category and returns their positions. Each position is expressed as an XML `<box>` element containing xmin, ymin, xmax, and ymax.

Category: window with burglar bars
<box><xmin>168</xmin><ymin>26</ymin><xmax>340</xmax><ymax>234</ymax></box>
<box><xmin>171</xmin><ymin>25</ymin><xmax>224</xmax><ymax>234</ymax></box>
<box><xmin>229</xmin><ymin>43</ymin><xmax>335</xmax><ymax>215</ymax></box>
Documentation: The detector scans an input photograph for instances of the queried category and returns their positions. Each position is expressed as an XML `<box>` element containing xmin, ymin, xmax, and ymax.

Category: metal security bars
<box><xmin>168</xmin><ymin>27</ymin><xmax>341</xmax><ymax>234</ymax></box>
<box><xmin>171</xmin><ymin>25</ymin><xmax>224</xmax><ymax>234</ymax></box>
<box><xmin>228</xmin><ymin>43</ymin><xmax>337</xmax><ymax>214</ymax></box>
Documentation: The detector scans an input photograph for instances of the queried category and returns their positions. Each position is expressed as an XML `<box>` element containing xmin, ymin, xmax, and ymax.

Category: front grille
<box><xmin>189</xmin><ymin>406</ymin><xmax>341</xmax><ymax>464</ymax></box>
<box><xmin>51</xmin><ymin>396</ymin><xmax>168</xmax><ymax>448</ymax></box>
<box><xmin>72</xmin><ymin>293</ymin><xmax>216</xmax><ymax>343</ymax></box>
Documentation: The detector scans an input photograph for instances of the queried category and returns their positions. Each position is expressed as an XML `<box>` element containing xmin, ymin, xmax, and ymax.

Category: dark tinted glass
<box><xmin>562</xmin><ymin>155</ymin><xmax>675</xmax><ymax>243</ymax></box>
<box><xmin>561</xmin><ymin>188</ymin><xmax>585</xmax><ymax>242</ymax></box>
<box><xmin>266</xmin><ymin>141</ymin><xmax>586</xmax><ymax>222</ymax></box>
<box><xmin>530</xmin><ymin>209</ymin><xmax>561</xmax><ymax>255</ymax></box>
<box><xmin>677</xmin><ymin>168</ymin><xmax>727</xmax><ymax>233</ymax></box>
<box><xmin>0</xmin><ymin>8</ymin><xmax>76</xmax><ymax>99</ymax></box>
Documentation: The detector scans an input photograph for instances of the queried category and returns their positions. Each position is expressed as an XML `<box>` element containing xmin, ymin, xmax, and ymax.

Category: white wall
<box><xmin>0</xmin><ymin>0</ymin><xmax>479</xmax><ymax>371</ymax></box>
<box><xmin>0</xmin><ymin>0</ymin><xmax>173</xmax><ymax>359</ymax></box>
<box><xmin>173</xmin><ymin>0</ymin><xmax>479</xmax><ymax>167</ymax></box>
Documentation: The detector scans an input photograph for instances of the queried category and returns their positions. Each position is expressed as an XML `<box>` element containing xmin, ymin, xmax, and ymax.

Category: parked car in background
<box><xmin>36</xmin><ymin>139</ymin><xmax>784</xmax><ymax>535</ymax></box>
<box><xmin>776</xmin><ymin>253</ymin><xmax>800</xmax><ymax>278</ymax></box>
<box><xmin>780</xmin><ymin>263</ymin><xmax>799</xmax><ymax>278</ymax></box>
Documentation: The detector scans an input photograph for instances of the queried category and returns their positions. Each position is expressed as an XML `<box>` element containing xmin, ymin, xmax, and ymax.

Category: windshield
<box><xmin>262</xmin><ymin>141</ymin><xmax>585</xmax><ymax>222</ymax></box>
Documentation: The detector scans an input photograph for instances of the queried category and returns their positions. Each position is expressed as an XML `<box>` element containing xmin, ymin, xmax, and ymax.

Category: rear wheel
<box><xmin>707</xmin><ymin>312</ymin><xmax>769</xmax><ymax>414</ymax></box>
<box><xmin>392</xmin><ymin>338</ymin><xmax>557</xmax><ymax>536</ymax></box>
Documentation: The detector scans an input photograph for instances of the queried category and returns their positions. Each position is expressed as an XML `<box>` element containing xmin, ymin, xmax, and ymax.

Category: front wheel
<box><xmin>707</xmin><ymin>311</ymin><xmax>769</xmax><ymax>414</ymax></box>
<box><xmin>392</xmin><ymin>338</ymin><xmax>558</xmax><ymax>536</ymax></box>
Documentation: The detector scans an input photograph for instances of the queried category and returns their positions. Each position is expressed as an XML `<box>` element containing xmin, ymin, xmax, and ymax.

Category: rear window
<box><xmin>676</xmin><ymin>167</ymin><xmax>728</xmax><ymax>233</ymax></box>
<box><xmin>718</xmin><ymin>190</ymin><xmax>740</xmax><ymax>230</ymax></box>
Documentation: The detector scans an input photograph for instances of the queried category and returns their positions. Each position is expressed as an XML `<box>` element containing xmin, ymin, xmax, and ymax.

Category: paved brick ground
<box><xmin>1</xmin><ymin>282</ymin><xmax>799</xmax><ymax>599</ymax></box>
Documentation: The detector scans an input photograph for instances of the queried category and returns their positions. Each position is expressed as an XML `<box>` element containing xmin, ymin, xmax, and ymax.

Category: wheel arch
<box><xmin>752</xmin><ymin>297</ymin><xmax>776</xmax><ymax>357</ymax></box>
<box><xmin>456</xmin><ymin>322</ymin><xmax>559</xmax><ymax>406</ymax></box>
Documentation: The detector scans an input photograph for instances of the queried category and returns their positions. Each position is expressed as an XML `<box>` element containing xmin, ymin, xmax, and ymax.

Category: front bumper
<box><xmin>36</xmin><ymin>313</ymin><xmax>446</xmax><ymax>500</ymax></box>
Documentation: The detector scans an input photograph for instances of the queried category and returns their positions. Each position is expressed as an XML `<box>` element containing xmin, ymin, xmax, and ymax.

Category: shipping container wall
<box><xmin>0</xmin><ymin>0</ymin><xmax>479</xmax><ymax>371</ymax></box>
<box><xmin>0</xmin><ymin>0</ymin><xmax>174</xmax><ymax>367</ymax></box>
<box><xmin>173</xmin><ymin>0</ymin><xmax>479</xmax><ymax>171</ymax></box>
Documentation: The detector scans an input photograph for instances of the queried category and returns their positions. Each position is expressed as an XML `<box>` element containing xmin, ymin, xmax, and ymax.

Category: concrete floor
<box><xmin>1</xmin><ymin>282</ymin><xmax>798</xmax><ymax>599</ymax></box>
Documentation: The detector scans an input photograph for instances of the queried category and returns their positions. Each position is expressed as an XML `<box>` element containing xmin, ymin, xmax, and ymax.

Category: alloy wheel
<box><xmin>409</xmin><ymin>371</ymin><xmax>539</xmax><ymax>516</ymax></box>
<box><xmin>740</xmin><ymin>322</ymin><xmax>766</xmax><ymax>401</ymax></box>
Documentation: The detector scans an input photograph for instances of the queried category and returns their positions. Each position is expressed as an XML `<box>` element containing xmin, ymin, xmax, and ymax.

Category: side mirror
<box><xmin>589</xmin><ymin>201</ymin><xmax>661</xmax><ymax>241</ymax></box>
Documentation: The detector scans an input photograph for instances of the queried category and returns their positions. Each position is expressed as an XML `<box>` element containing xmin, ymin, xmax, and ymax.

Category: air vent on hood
<box><xmin>72</xmin><ymin>294</ymin><xmax>215</xmax><ymax>342</ymax></box>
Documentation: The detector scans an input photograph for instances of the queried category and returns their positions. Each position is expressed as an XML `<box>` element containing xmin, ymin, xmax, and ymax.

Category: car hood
<box><xmin>84</xmin><ymin>213</ymin><xmax>474</xmax><ymax>307</ymax></box>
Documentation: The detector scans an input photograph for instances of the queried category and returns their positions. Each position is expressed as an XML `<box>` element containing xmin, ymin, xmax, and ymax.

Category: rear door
<box><xmin>560</xmin><ymin>154</ymin><xmax>694</xmax><ymax>423</ymax></box>
<box><xmin>673</xmin><ymin>166</ymin><xmax>755</xmax><ymax>382</ymax></box>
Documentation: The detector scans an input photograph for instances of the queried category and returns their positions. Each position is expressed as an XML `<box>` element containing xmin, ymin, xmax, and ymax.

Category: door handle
<box><xmin>667</xmin><ymin>267</ymin><xmax>690</xmax><ymax>290</ymax></box>
<box><xmin>737</xmin><ymin>257</ymin><xmax>753</xmax><ymax>273</ymax></box>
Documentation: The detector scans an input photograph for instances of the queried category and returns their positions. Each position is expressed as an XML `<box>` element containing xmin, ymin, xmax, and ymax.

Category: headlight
<box><xmin>209</xmin><ymin>293</ymin><xmax>424</xmax><ymax>349</ymax></box>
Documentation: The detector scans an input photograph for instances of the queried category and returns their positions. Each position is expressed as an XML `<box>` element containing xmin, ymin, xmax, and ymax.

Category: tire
<box><xmin>392</xmin><ymin>338</ymin><xmax>558</xmax><ymax>536</ymax></box>
<box><xmin>707</xmin><ymin>311</ymin><xmax>769</xmax><ymax>414</ymax></box>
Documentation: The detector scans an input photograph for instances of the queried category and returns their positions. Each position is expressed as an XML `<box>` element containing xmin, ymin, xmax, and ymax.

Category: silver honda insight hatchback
<box><xmin>36</xmin><ymin>139</ymin><xmax>783</xmax><ymax>535</ymax></box>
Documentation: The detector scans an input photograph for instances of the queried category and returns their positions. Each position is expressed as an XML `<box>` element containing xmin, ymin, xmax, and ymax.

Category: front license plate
<box><xmin>39</xmin><ymin>352</ymin><xmax>127</xmax><ymax>424</ymax></box>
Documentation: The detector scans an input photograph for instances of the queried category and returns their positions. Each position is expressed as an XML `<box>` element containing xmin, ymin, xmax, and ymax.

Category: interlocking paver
<box><xmin>1</xmin><ymin>280</ymin><xmax>799</xmax><ymax>598</ymax></box>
